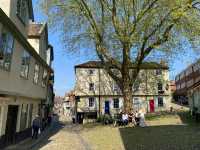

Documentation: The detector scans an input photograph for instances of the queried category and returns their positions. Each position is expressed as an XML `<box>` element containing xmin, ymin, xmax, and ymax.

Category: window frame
<box><xmin>33</xmin><ymin>63</ymin><xmax>40</xmax><ymax>84</ymax></box>
<box><xmin>20</xmin><ymin>104</ymin><xmax>28</xmax><ymax>131</ymax></box>
<box><xmin>157</xmin><ymin>82</ymin><xmax>163</xmax><ymax>91</ymax></box>
<box><xmin>16</xmin><ymin>0</ymin><xmax>29</xmax><ymax>25</ymax></box>
<box><xmin>155</xmin><ymin>69</ymin><xmax>162</xmax><ymax>75</ymax></box>
<box><xmin>113</xmin><ymin>98</ymin><xmax>119</xmax><ymax>109</ymax></box>
<box><xmin>20</xmin><ymin>50</ymin><xmax>31</xmax><ymax>79</ymax></box>
<box><xmin>89</xmin><ymin>97</ymin><xmax>95</xmax><ymax>107</ymax></box>
<box><xmin>89</xmin><ymin>83</ymin><xmax>95</xmax><ymax>91</ymax></box>
<box><xmin>158</xmin><ymin>97</ymin><xmax>164</xmax><ymax>107</ymax></box>
<box><xmin>88</xmin><ymin>69</ymin><xmax>95</xmax><ymax>75</ymax></box>
<box><xmin>0</xmin><ymin>27</ymin><xmax>14</xmax><ymax>71</ymax></box>
<box><xmin>42</xmin><ymin>69</ymin><xmax>48</xmax><ymax>87</ymax></box>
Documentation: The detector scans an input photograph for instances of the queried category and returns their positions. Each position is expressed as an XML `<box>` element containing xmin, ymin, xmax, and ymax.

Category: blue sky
<box><xmin>33</xmin><ymin>1</ymin><xmax>198</xmax><ymax>97</ymax></box>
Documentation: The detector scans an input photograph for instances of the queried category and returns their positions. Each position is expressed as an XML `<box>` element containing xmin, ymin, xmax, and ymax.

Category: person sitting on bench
<box><xmin>135</xmin><ymin>111</ymin><xmax>140</xmax><ymax>126</ymax></box>
<box><xmin>122</xmin><ymin>111</ymin><xmax>128</xmax><ymax>125</ymax></box>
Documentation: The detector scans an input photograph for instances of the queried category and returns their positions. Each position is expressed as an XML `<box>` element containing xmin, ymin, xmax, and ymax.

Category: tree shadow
<box><xmin>177</xmin><ymin>111</ymin><xmax>200</xmax><ymax>126</ymax></box>
<box><xmin>119</xmin><ymin>125</ymin><xmax>200</xmax><ymax>150</ymax></box>
<box><xmin>30</xmin><ymin>121</ymin><xmax>65</xmax><ymax>150</ymax></box>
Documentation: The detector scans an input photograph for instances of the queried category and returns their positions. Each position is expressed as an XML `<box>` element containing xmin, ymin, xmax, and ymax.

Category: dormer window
<box><xmin>17</xmin><ymin>0</ymin><xmax>28</xmax><ymax>24</ymax></box>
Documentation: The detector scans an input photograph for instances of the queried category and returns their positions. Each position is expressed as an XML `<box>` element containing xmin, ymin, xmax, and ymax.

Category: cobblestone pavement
<box><xmin>31</xmin><ymin>118</ymin><xmax>91</xmax><ymax>150</ymax></box>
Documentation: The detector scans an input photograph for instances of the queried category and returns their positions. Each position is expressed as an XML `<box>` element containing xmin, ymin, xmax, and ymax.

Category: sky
<box><xmin>32</xmin><ymin>1</ymin><xmax>199</xmax><ymax>97</ymax></box>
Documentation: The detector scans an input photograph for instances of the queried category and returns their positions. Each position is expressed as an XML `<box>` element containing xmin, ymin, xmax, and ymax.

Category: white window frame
<box><xmin>113</xmin><ymin>98</ymin><xmax>119</xmax><ymax>108</ymax></box>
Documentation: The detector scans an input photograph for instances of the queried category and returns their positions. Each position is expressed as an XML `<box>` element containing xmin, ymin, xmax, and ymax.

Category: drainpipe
<box><xmin>98</xmin><ymin>68</ymin><xmax>101</xmax><ymax>117</ymax></box>
<box><xmin>146</xmin><ymin>69</ymin><xmax>148</xmax><ymax>112</ymax></box>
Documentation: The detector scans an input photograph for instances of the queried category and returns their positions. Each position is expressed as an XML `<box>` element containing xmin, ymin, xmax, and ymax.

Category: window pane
<box><xmin>0</xmin><ymin>27</ymin><xmax>14</xmax><ymax>71</ymax></box>
<box><xmin>113</xmin><ymin>99</ymin><xmax>119</xmax><ymax>108</ymax></box>
<box><xmin>158</xmin><ymin>97</ymin><xmax>164</xmax><ymax>107</ymax></box>
<box><xmin>17</xmin><ymin>0</ymin><xmax>28</xmax><ymax>23</ymax></box>
<box><xmin>42</xmin><ymin>69</ymin><xmax>48</xmax><ymax>87</ymax></box>
<box><xmin>20</xmin><ymin>50</ymin><xmax>30</xmax><ymax>78</ymax></box>
<box><xmin>20</xmin><ymin>104</ymin><xmax>28</xmax><ymax>131</ymax></box>
<box><xmin>33</xmin><ymin>63</ymin><xmax>39</xmax><ymax>84</ymax></box>
<box><xmin>28</xmin><ymin>104</ymin><xmax>33</xmax><ymax>127</ymax></box>
<box><xmin>89</xmin><ymin>97</ymin><xmax>94</xmax><ymax>107</ymax></box>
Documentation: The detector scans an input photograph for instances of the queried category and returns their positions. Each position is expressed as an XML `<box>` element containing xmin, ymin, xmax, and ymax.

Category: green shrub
<box><xmin>97</xmin><ymin>114</ymin><xmax>114</xmax><ymax>124</ymax></box>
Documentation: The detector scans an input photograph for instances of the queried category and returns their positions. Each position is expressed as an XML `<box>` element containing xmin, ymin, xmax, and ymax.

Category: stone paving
<box><xmin>31</xmin><ymin>121</ymin><xmax>91</xmax><ymax>150</ymax></box>
<box><xmin>5</xmin><ymin>116</ymin><xmax>91</xmax><ymax>150</ymax></box>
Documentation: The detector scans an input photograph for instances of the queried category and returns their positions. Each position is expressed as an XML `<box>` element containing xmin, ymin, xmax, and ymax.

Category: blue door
<box><xmin>105</xmin><ymin>101</ymin><xmax>110</xmax><ymax>114</ymax></box>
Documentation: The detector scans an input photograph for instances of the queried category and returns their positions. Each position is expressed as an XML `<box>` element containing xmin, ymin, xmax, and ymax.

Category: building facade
<box><xmin>175</xmin><ymin>60</ymin><xmax>200</xmax><ymax>112</ymax></box>
<box><xmin>75</xmin><ymin>61</ymin><xmax>171</xmax><ymax>121</ymax></box>
<box><xmin>0</xmin><ymin>0</ymin><xmax>54</xmax><ymax>148</ymax></box>
<box><xmin>63</xmin><ymin>91</ymin><xmax>75</xmax><ymax>117</ymax></box>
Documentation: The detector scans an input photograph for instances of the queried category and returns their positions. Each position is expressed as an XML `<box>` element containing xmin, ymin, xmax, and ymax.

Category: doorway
<box><xmin>104</xmin><ymin>101</ymin><xmax>110</xmax><ymax>114</ymax></box>
<box><xmin>149</xmin><ymin>100</ymin><xmax>155</xmax><ymax>112</ymax></box>
<box><xmin>5</xmin><ymin>105</ymin><xmax>19</xmax><ymax>145</ymax></box>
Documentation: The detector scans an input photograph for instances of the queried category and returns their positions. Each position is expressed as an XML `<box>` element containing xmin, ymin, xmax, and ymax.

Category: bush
<box><xmin>97</xmin><ymin>114</ymin><xmax>114</xmax><ymax>125</ymax></box>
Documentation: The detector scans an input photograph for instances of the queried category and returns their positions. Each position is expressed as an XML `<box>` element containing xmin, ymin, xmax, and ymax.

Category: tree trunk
<box><xmin>123</xmin><ymin>84</ymin><xmax>133</xmax><ymax>113</ymax></box>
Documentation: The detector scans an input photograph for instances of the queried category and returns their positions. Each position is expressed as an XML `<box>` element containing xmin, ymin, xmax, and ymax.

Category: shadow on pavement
<box><xmin>30</xmin><ymin>121</ymin><xmax>65</xmax><ymax>150</ymax></box>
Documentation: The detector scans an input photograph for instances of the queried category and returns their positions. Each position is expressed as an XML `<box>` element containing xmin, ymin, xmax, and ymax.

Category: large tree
<box><xmin>39</xmin><ymin>0</ymin><xmax>200</xmax><ymax>113</ymax></box>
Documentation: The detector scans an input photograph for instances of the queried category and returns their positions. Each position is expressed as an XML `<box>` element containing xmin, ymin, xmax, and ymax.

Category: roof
<box><xmin>28</xmin><ymin>23</ymin><xmax>46</xmax><ymax>38</ymax></box>
<box><xmin>75</xmin><ymin>61</ymin><xmax>169</xmax><ymax>69</ymax></box>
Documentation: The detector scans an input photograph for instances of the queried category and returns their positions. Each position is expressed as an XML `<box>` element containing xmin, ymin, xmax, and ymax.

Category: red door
<box><xmin>149</xmin><ymin>100</ymin><xmax>155</xmax><ymax>112</ymax></box>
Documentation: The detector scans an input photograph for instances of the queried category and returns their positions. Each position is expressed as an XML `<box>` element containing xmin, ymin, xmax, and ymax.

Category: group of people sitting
<box><xmin>114</xmin><ymin>109</ymin><xmax>146</xmax><ymax>127</ymax></box>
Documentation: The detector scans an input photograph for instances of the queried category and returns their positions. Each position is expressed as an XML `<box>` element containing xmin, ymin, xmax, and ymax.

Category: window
<box><xmin>133</xmin><ymin>82</ymin><xmax>140</xmax><ymax>91</ymax></box>
<box><xmin>157</xmin><ymin>83</ymin><xmax>163</xmax><ymax>91</ymax></box>
<box><xmin>175</xmin><ymin>75</ymin><xmax>180</xmax><ymax>82</ymax></box>
<box><xmin>28</xmin><ymin>104</ymin><xmax>33</xmax><ymax>127</ymax></box>
<box><xmin>20</xmin><ymin>104</ymin><xmax>28</xmax><ymax>131</ymax></box>
<box><xmin>33</xmin><ymin>63</ymin><xmax>39</xmax><ymax>84</ymax></box>
<box><xmin>113</xmin><ymin>82</ymin><xmax>119</xmax><ymax>91</ymax></box>
<box><xmin>89</xmin><ymin>97</ymin><xmax>95</xmax><ymax>107</ymax></box>
<box><xmin>42</xmin><ymin>69</ymin><xmax>48</xmax><ymax>87</ymax></box>
<box><xmin>89</xmin><ymin>83</ymin><xmax>95</xmax><ymax>91</ymax></box>
<box><xmin>158</xmin><ymin>97</ymin><xmax>164</xmax><ymax>107</ymax></box>
<box><xmin>113</xmin><ymin>99</ymin><xmax>119</xmax><ymax>108</ymax></box>
<box><xmin>88</xmin><ymin>69</ymin><xmax>94</xmax><ymax>75</ymax></box>
<box><xmin>0</xmin><ymin>27</ymin><xmax>14</xmax><ymax>71</ymax></box>
<box><xmin>17</xmin><ymin>0</ymin><xmax>28</xmax><ymax>24</ymax></box>
<box><xmin>20</xmin><ymin>50</ymin><xmax>30</xmax><ymax>79</ymax></box>
<box><xmin>156</xmin><ymin>69</ymin><xmax>162</xmax><ymax>75</ymax></box>
<box><xmin>133</xmin><ymin>98</ymin><xmax>141</xmax><ymax>111</ymax></box>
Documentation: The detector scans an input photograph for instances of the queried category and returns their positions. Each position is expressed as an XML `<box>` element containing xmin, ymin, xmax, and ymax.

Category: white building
<box><xmin>63</xmin><ymin>91</ymin><xmax>75</xmax><ymax>117</ymax></box>
<box><xmin>75</xmin><ymin>61</ymin><xmax>171</xmax><ymax>121</ymax></box>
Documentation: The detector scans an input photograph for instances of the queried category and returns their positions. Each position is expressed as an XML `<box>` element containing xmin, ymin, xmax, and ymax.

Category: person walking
<box><xmin>32</xmin><ymin>115</ymin><xmax>41</xmax><ymax>139</ymax></box>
